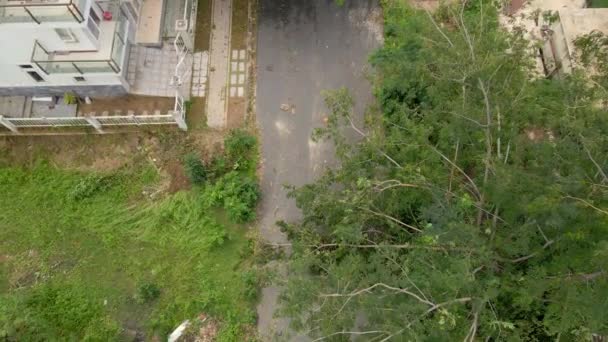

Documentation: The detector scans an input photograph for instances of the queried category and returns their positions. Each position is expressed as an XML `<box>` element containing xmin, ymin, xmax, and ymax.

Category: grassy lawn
<box><xmin>0</xmin><ymin>131</ymin><xmax>261</xmax><ymax>340</ymax></box>
<box><xmin>589</xmin><ymin>0</ymin><xmax>608</xmax><ymax>7</ymax></box>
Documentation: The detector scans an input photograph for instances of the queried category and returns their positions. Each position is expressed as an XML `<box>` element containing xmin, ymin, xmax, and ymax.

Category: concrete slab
<box><xmin>206</xmin><ymin>0</ymin><xmax>233</xmax><ymax>127</ymax></box>
<box><xmin>136</xmin><ymin>0</ymin><xmax>165</xmax><ymax>46</ymax></box>
<box><xmin>0</xmin><ymin>96</ymin><xmax>26</xmax><ymax>118</ymax></box>
<box><xmin>128</xmin><ymin>44</ymin><xmax>193</xmax><ymax>98</ymax></box>
<box><xmin>31</xmin><ymin>102</ymin><xmax>78</xmax><ymax>118</ymax></box>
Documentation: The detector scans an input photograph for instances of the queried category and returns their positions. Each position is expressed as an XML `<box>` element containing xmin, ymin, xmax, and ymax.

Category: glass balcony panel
<box><xmin>38</xmin><ymin>61</ymin><xmax>79</xmax><ymax>74</ymax></box>
<box><xmin>74</xmin><ymin>61</ymin><xmax>114</xmax><ymax>73</ymax></box>
<box><xmin>27</xmin><ymin>5</ymin><xmax>74</xmax><ymax>22</ymax></box>
<box><xmin>32</xmin><ymin>42</ymin><xmax>49</xmax><ymax>61</ymax></box>
<box><xmin>111</xmin><ymin>34</ymin><xmax>125</xmax><ymax>70</ymax></box>
<box><xmin>0</xmin><ymin>7</ymin><xmax>34</xmax><ymax>23</ymax></box>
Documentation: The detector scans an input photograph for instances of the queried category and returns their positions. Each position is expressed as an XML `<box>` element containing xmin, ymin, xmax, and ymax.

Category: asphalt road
<box><xmin>256</xmin><ymin>0</ymin><xmax>382</xmax><ymax>244</ymax></box>
<box><xmin>255</xmin><ymin>0</ymin><xmax>383</xmax><ymax>339</ymax></box>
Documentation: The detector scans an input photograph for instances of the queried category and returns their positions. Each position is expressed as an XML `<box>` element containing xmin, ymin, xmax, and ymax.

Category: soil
<box><xmin>194</xmin><ymin>0</ymin><xmax>213</xmax><ymax>51</ymax></box>
<box><xmin>187</xmin><ymin>97</ymin><xmax>207</xmax><ymax>130</ymax></box>
<box><xmin>0</xmin><ymin>129</ymin><xmax>225</xmax><ymax>194</ymax></box>
<box><xmin>231</xmin><ymin>0</ymin><xmax>250</xmax><ymax>50</ymax></box>
<box><xmin>227</xmin><ymin>98</ymin><xmax>247</xmax><ymax>128</ymax></box>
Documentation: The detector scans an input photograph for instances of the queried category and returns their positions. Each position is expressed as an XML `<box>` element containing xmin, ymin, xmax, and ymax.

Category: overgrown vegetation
<box><xmin>280</xmin><ymin>1</ymin><xmax>608</xmax><ymax>340</ymax></box>
<box><xmin>0</xmin><ymin>130</ymin><xmax>261</xmax><ymax>340</ymax></box>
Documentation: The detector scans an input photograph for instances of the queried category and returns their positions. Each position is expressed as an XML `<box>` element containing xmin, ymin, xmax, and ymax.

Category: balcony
<box><xmin>0</xmin><ymin>0</ymin><xmax>87</xmax><ymax>24</ymax></box>
<box><xmin>31</xmin><ymin>18</ymin><xmax>127</xmax><ymax>75</ymax></box>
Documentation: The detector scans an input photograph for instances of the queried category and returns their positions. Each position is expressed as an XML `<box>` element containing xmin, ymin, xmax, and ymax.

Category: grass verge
<box><xmin>0</xmin><ymin>131</ymin><xmax>262</xmax><ymax>341</ymax></box>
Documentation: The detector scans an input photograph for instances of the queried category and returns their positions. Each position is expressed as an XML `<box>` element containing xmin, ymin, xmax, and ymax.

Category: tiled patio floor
<box><xmin>127</xmin><ymin>43</ymin><xmax>193</xmax><ymax>99</ymax></box>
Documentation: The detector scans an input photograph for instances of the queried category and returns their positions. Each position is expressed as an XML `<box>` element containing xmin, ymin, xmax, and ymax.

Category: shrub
<box><xmin>1</xmin><ymin>283</ymin><xmax>121</xmax><ymax>340</ymax></box>
<box><xmin>209</xmin><ymin>155</ymin><xmax>229</xmax><ymax>180</ymax></box>
<box><xmin>183</xmin><ymin>153</ymin><xmax>207</xmax><ymax>185</ymax></box>
<box><xmin>69</xmin><ymin>175</ymin><xmax>114</xmax><ymax>200</ymax></box>
<box><xmin>207</xmin><ymin>171</ymin><xmax>260</xmax><ymax>223</ymax></box>
<box><xmin>224</xmin><ymin>130</ymin><xmax>257</xmax><ymax>172</ymax></box>
<box><xmin>201</xmin><ymin>217</ymin><xmax>228</xmax><ymax>248</ymax></box>
<box><xmin>241</xmin><ymin>270</ymin><xmax>260</xmax><ymax>301</ymax></box>
<box><xmin>135</xmin><ymin>282</ymin><xmax>161</xmax><ymax>304</ymax></box>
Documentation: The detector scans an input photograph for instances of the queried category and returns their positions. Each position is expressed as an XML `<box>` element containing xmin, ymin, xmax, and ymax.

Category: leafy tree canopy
<box><xmin>279</xmin><ymin>1</ymin><xmax>608</xmax><ymax>340</ymax></box>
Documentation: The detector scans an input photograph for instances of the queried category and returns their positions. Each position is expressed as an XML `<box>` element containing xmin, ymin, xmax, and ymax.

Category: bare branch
<box><xmin>459</xmin><ymin>1</ymin><xmax>476</xmax><ymax>62</ymax></box>
<box><xmin>579</xmin><ymin>134</ymin><xmax>608</xmax><ymax>183</ymax></box>
<box><xmin>425</xmin><ymin>9</ymin><xmax>454</xmax><ymax>48</ymax></box>
<box><xmin>500</xmin><ymin>239</ymin><xmax>555</xmax><ymax>263</ymax></box>
<box><xmin>477</xmin><ymin>78</ymin><xmax>494</xmax><ymax>226</ymax></box>
<box><xmin>360</xmin><ymin>207</ymin><xmax>423</xmax><ymax>233</ymax></box>
<box><xmin>312</xmin><ymin>330</ymin><xmax>389</xmax><ymax>342</ymax></box>
<box><xmin>346</xmin><ymin>115</ymin><xmax>403</xmax><ymax>169</ymax></box>
<box><xmin>564</xmin><ymin>195</ymin><xmax>608</xmax><ymax>216</ymax></box>
<box><xmin>266</xmin><ymin>242</ymin><xmax>473</xmax><ymax>253</ymax></box>
<box><xmin>448</xmin><ymin>139</ymin><xmax>461</xmax><ymax>200</ymax></box>
<box><xmin>446</xmin><ymin>111</ymin><xmax>488</xmax><ymax>127</ymax></box>
<box><xmin>320</xmin><ymin>282</ymin><xmax>435</xmax><ymax>307</ymax></box>
<box><xmin>429</xmin><ymin>145</ymin><xmax>482</xmax><ymax>201</ymax></box>
<box><xmin>373</xmin><ymin>179</ymin><xmax>421</xmax><ymax>192</ymax></box>
<box><xmin>464</xmin><ymin>310</ymin><xmax>479</xmax><ymax>342</ymax></box>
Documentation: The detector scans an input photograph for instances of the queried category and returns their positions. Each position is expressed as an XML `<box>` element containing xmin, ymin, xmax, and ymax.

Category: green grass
<box><xmin>589</xmin><ymin>0</ymin><xmax>608</xmax><ymax>7</ymax></box>
<box><xmin>0</xmin><ymin>161</ymin><xmax>258</xmax><ymax>340</ymax></box>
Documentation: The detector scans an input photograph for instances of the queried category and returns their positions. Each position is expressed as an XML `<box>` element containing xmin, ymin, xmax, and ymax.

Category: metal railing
<box><xmin>0</xmin><ymin>0</ymin><xmax>86</xmax><ymax>24</ymax></box>
<box><xmin>171</xmin><ymin>29</ymin><xmax>191</xmax><ymax>131</ymax></box>
<box><xmin>0</xmin><ymin>113</ymin><xmax>183</xmax><ymax>134</ymax></box>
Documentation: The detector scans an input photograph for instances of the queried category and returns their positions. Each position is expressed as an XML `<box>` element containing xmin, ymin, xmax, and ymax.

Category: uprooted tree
<box><xmin>279</xmin><ymin>0</ymin><xmax>608</xmax><ymax>340</ymax></box>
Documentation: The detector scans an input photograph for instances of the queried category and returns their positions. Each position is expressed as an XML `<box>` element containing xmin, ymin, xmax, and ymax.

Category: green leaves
<box><xmin>280</xmin><ymin>0</ymin><xmax>608</xmax><ymax>340</ymax></box>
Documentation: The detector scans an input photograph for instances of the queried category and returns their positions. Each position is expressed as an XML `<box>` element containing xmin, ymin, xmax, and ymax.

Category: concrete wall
<box><xmin>0</xmin><ymin>84</ymin><xmax>127</xmax><ymax>98</ymax></box>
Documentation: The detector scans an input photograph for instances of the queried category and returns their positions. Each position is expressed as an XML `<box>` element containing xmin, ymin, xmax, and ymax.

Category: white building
<box><xmin>0</xmin><ymin>0</ymin><xmax>141</xmax><ymax>97</ymax></box>
<box><xmin>0</xmin><ymin>0</ymin><xmax>192</xmax><ymax>134</ymax></box>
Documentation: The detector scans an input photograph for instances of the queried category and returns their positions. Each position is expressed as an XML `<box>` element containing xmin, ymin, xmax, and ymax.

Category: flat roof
<box><xmin>559</xmin><ymin>8</ymin><xmax>608</xmax><ymax>58</ymax></box>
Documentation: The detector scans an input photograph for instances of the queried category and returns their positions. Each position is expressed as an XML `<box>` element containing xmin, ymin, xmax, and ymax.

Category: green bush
<box><xmin>69</xmin><ymin>175</ymin><xmax>114</xmax><ymax>200</ymax></box>
<box><xmin>241</xmin><ymin>270</ymin><xmax>260</xmax><ymax>301</ymax></box>
<box><xmin>135</xmin><ymin>282</ymin><xmax>161</xmax><ymax>304</ymax></box>
<box><xmin>224</xmin><ymin>130</ymin><xmax>257</xmax><ymax>172</ymax></box>
<box><xmin>207</xmin><ymin>171</ymin><xmax>260</xmax><ymax>223</ymax></box>
<box><xmin>209</xmin><ymin>155</ymin><xmax>229</xmax><ymax>180</ymax></box>
<box><xmin>183</xmin><ymin>153</ymin><xmax>207</xmax><ymax>185</ymax></box>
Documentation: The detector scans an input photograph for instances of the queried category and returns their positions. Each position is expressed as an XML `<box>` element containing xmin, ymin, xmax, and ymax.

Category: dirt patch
<box><xmin>177</xmin><ymin>314</ymin><xmax>220</xmax><ymax>342</ymax></box>
<box><xmin>231</xmin><ymin>0</ymin><xmax>250</xmax><ymax>50</ymax></box>
<box><xmin>227</xmin><ymin>98</ymin><xmax>247</xmax><ymax>128</ymax></box>
<box><xmin>0</xmin><ymin>129</ymin><xmax>226</xmax><ymax>197</ymax></box>
<box><xmin>194</xmin><ymin>0</ymin><xmax>213</xmax><ymax>51</ymax></box>
<box><xmin>0</xmin><ymin>134</ymin><xmax>141</xmax><ymax>172</ymax></box>
<box><xmin>78</xmin><ymin>95</ymin><xmax>175</xmax><ymax>116</ymax></box>
<box><xmin>187</xmin><ymin>97</ymin><xmax>207</xmax><ymax>130</ymax></box>
<box><xmin>166</xmin><ymin>159</ymin><xmax>191</xmax><ymax>193</ymax></box>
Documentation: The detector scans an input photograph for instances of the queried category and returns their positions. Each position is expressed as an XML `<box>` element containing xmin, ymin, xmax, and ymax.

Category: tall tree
<box><xmin>279</xmin><ymin>0</ymin><xmax>608</xmax><ymax>340</ymax></box>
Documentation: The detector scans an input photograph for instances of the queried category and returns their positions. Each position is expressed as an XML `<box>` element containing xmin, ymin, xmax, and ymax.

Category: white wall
<box><xmin>0</xmin><ymin>0</ymin><xmax>127</xmax><ymax>89</ymax></box>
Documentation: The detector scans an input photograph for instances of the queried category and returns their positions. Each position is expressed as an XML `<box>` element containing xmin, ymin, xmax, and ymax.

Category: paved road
<box><xmin>255</xmin><ymin>0</ymin><xmax>383</xmax><ymax>339</ymax></box>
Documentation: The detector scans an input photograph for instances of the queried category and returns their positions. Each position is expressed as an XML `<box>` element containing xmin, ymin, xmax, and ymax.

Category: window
<box><xmin>74</xmin><ymin>76</ymin><xmax>86</xmax><ymax>82</ymax></box>
<box><xmin>124</xmin><ymin>1</ymin><xmax>139</xmax><ymax>22</ymax></box>
<box><xmin>27</xmin><ymin>71</ymin><xmax>44</xmax><ymax>83</ymax></box>
<box><xmin>89</xmin><ymin>8</ymin><xmax>100</xmax><ymax>25</ymax></box>
<box><xmin>55</xmin><ymin>28</ymin><xmax>79</xmax><ymax>43</ymax></box>
<box><xmin>19</xmin><ymin>65</ymin><xmax>33</xmax><ymax>69</ymax></box>
<box><xmin>87</xmin><ymin>9</ymin><xmax>101</xmax><ymax>39</ymax></box>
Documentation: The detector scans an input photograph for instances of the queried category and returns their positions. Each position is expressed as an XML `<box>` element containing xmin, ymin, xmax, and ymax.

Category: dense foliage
<box><xmin>281</xmin><ymin>1</ymin><xmax>608</xmax><ymax>340</ymax></box>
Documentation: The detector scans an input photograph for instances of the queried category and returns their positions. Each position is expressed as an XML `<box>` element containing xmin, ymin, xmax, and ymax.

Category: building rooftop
<box><xmin>559</xmin><ymin>8</ymin><xmax>608</xmax><ymax>57</ymax></box>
